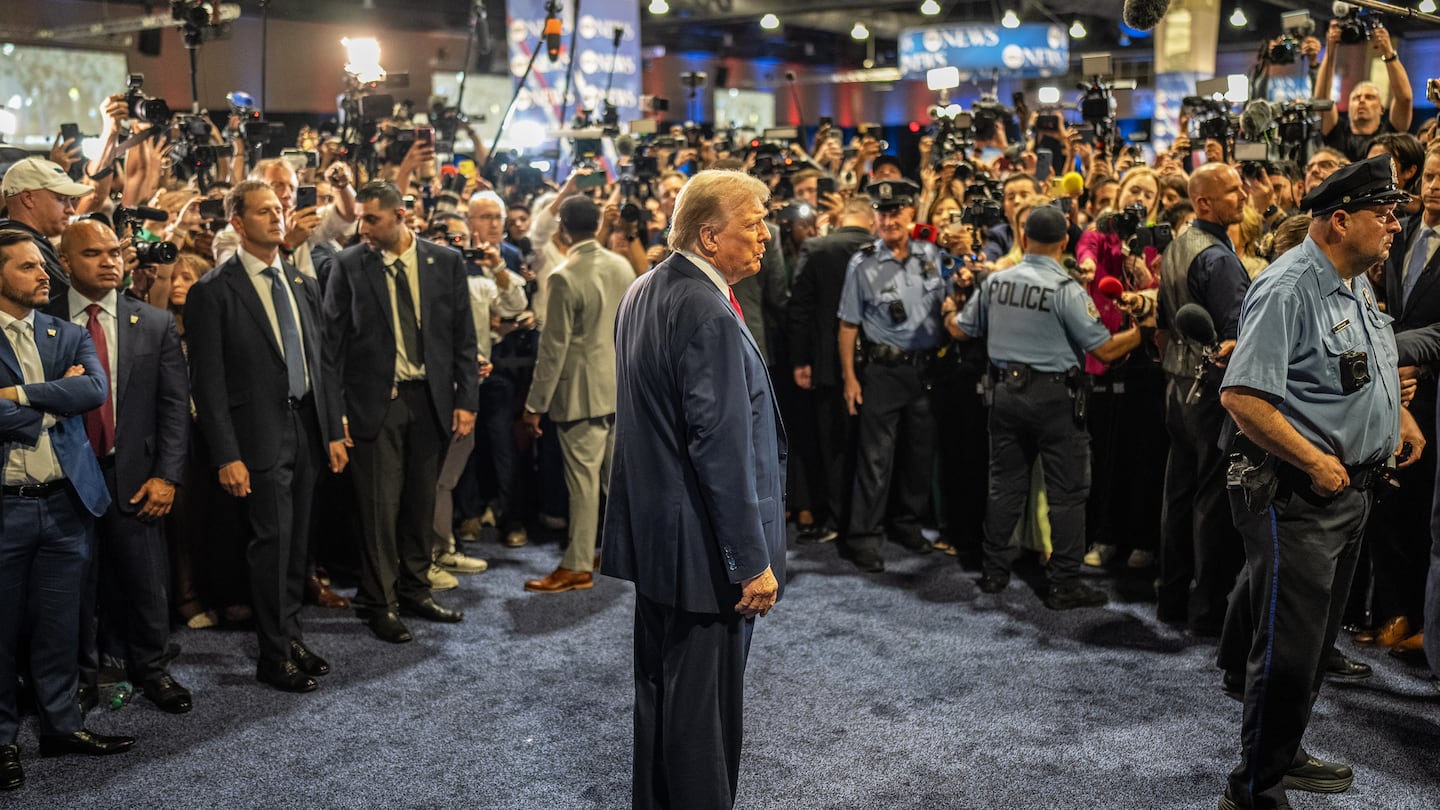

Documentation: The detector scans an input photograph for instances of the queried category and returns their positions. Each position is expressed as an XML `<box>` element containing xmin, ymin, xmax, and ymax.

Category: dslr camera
<box><xmin>125</xmin><ymin>74</ymin><xmax>171</xmax><ymax>126</ymax></box>
<box><xmin>113</xmin><ymin>206</ymin><xmax>179</xmax><ymax>266</ymax></box>
<box><xmin>1333</xmin><ymin>2</ymin><xmax>1379</xmax><ymax>45</ymax></box>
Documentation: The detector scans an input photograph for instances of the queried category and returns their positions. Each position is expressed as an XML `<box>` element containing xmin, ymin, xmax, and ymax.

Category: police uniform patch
<box><xmin>1086</xmin><ymin>298</ymin><xmax>1100</xmax><ymax>320</ymax></box>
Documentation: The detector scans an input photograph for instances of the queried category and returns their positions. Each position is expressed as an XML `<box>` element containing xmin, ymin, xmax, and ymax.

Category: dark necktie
<box><xmin>262</xmin><ymin>266</ymin><xmax>307</xmax><ymax>400</ymax></box>
<box><xmin>390</xmin><ymin>258</ymin><xmax>423</xmax><ymax>363</ymax></box>
<box><xmin>1403</xmin><ymin>227</ymin><xmax>1435</xmax><ymax>309</ymax></box>
<box><xmin>728</xmin><ymin>286</ymin><xmax>744</xmax><ymax>319</ymax></box>
<box><xmin>83</xmin><ymin>303</ymin><xmax>115</xmax><ymax>456</ymax></box>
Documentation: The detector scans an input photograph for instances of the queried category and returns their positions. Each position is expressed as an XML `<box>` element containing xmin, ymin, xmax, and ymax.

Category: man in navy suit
<box><xmin>186</xmin><ymin>181</ymin><xmax>349</xmax><ymax>693</ymax></box>
<box><xmin>53</xmin><ymin>219</ymin><xmax>191</xmax><ymax>714</ymax></box>
<box><xmin>0</xmin><ymin>229</ymin><xmax>133</xmax><ymax>792</ymax></box>
<box><xmin>323</xmin><ymin>181</ymin><xmax>478</xmax><ymax>643</ymax></box>
<box><xmin>601</xmin><ymin>171</ymin><xmax>787</xmax><ymax>810</ymax></box>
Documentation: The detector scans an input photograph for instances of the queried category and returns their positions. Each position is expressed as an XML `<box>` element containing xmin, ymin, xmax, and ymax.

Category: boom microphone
<box><xmin>1239</xmin><ymin>100</ymin><xmax>1276</xmax><ymax>140</ymax></box>
<box><xmin>1122</xmin><ymin>0</ymin><xmax>1176</xmax><ymax>31</ymax></box>
<box><xmin>543</xmin><ymin>5</ymin><xmax>563</xmax><ymax>62</ymax></box>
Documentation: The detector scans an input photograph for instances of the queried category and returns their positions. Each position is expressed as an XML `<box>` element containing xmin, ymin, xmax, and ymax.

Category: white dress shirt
<box><xmin>381</xmin><ymin>235</ymin><xmax>425</xmax><ymax>381</ymax></box>
<box><xmin>678</xmin><ymin>249</ymin><xmax>732</xmax><ymax>298</ymax></box>
<box><xmin>212</xmin><ymin>203</ymin><xmax>353</xmax><ymax>277</ymax></box>
<box><xmin>67</xmin><ymin>287</ymin><xmax>118</xmax><ymax>426</ymax></box>
<box><xmin>237</xmin><ymin>247</ymin><xmax>311</xmax><ymax>393</ymax></box>
<box><xmin>1</xmin><ymin>309</ymin><xmax>63</xmax><ymax>484</ymax></box>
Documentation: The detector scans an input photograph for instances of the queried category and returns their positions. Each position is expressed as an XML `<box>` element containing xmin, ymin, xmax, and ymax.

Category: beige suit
<box><xmin>524</xmin><ymin>240</ymin><xmax>635</xmax><ymax>571</ymax></box>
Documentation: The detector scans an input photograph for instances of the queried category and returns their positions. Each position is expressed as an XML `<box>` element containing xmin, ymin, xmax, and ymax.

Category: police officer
<box><xmin>1155</xmin><ymin>162</ymin><xmax>1252</xmax><ymax>634</ymax></box>
<box><xmin>836</xmin><ymin>179</ymin><xmax>946</xmax><ymax>573</ymax></box>
<box><xmin>1216</xmin><ymin>156</ymin><xmax>1425</xmax><ymax>810</ymax></box>
<box><xmin>950</xmin><ymin>205</ymin><xmax>1139</xmax><ymax>609</ymax></box>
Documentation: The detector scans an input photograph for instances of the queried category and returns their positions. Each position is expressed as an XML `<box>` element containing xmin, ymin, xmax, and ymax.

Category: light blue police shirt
<box><xmin>836</xmin><ymin>238</ymin><xmax>947</xmax><ymax>351</ymax></box>
<box><xmin>1222</xmin><ymin>236</ymin><xmax>1400</xmax><ymax>466</ymax></box>
<box><xmin>957</xmin><ymin>253</ymin><xmax>1112</xmax><ymax>373</ymax></box>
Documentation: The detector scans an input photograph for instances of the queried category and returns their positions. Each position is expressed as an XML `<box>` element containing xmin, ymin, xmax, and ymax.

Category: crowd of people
<box><xmin>1</xmin><ymin>17</ymin><xmax>1438</xmax><ymax>806</ymax></box>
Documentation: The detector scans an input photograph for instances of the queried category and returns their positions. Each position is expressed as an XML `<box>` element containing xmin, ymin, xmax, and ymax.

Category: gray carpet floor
<box><xmin>6</xmin><ymin>532</ymin><xmax>1439</xmax><ymax>810</ymax></box>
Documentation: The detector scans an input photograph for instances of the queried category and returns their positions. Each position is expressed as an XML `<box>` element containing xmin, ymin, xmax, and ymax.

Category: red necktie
<box><xmin>84</xmin><ymin>303</ymin><xmax>115</xmax><ymax>457</ymax></box>
<box><xmin>728</xmin><ymin>287</ymin><xmax>744</xmax><ymax>319</ymax></box>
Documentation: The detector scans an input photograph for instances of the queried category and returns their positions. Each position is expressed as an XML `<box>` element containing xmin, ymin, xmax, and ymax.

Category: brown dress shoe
<box><xmin>306</xmin><ymin>575</ymin><xmax>350</xmax><ymax>609</ymax></box>
<box><xmin>1373</xmin><ymin>616</ymin><xmax>1411</xmax><ymax>648</ymax></box>
<box><xmin>524</xmin><ymin>568</ymin><xmax>594</xmax><ymax>593</ymax></box>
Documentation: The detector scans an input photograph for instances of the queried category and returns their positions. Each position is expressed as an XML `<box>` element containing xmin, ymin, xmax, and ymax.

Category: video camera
<box><xmin>1333</xmin><ymin>2</ymin><xmax>1380</xmax><ymax>45</ymax></box>
<box><xmin>113</xmin><ymin>206</ymin><xmax>180</xmax><ymax>266</ymax></box>
<box><xmin>970</xmin><ymin>97</ymin><xmax>1013</xmax><ymax>142</ymax></box>
<box><xmin>1098</xmin><ymin>202</ymin><xmax>1172</xmax><ymax>256</ymax></box>
<box><xmin>1269</xmin><ymin>10</ymin><xmax>1315</xmax><ymax>65</ymax></box>
<box><xmin>929</xmin><ymin>107</ymin><xmax>976</xmax><ymax>169</ymax></box>
<box><xmin>1077</xmin><ymin>54</ymin><xmax>1124</xmax><ymax>157</ymax></box>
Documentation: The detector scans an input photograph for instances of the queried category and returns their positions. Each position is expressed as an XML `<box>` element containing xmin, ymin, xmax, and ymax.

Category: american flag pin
<box><xmin>426</xmin><ymin>257</ymin><xmax>434</xmax><ymax>264</ymax></box>
<box><xmin>130</xmin><ymin>315</ymin><xmax>139</xmax><ymax>324</ymax></box>
<box><xmin>294</xmin><ymin>276</ymin><xmax>302</xmax><ymax>284</ymax></box>
<box><xmin>46</xmin><ymin>328</ymin><xmax>56</xmax><ymax>336</ymax></box>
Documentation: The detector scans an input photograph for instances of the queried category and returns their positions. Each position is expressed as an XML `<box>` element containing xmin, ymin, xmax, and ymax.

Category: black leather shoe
<box><xmin>1282</xmin><ymin>754</ymin><xmax>1353</xmax><ymax>793</ymax></box>
<box><xmin>0</xmin><ymin>744</ymin><xmax>21</xmax><ymax>791</ymax></box>
<box><xmin>977</xmin><ymin>574</ymin><xmax>1010</xmax><ymax>594</ymax></box>
<box><xmin>140</xmin><ymin>673</ymin><xmax>192</xmax><ymax>714</ymax></box>
<box><xmin>289</xmin><ymin>639</ymin><xmax>330</xmax><ymax>677</ymax></box>
<box><xmin>367</xmin><ymin>611</ymin><xmax>414</xmax><ymax>643</ymax></box>
<box><xmin>399</xmin><ymin>598</ymin><xmax>464</xmax><ymax>623</ymax></box>
<box><xmin>1045</xmin><ymin>582</ymin><xmax>1109</xmax><ymax>610</ymax></box>
<box><xmin>1324</xmin><ymin>652</ymin><xmax>1372</xmax><ymax>683</ymax></box>
<box><xmin>895</xmin><ymin>535</ymin><xmax>933</xmax><ymax>555</ymax></box>
<box><xmin>255</xmin><ymin>660</ymin><xmax>318</xmax><ymax>693</ymax></box>
<box><xmin>77</xmin><ymin>685</ymin><xmax>98</xmax><ymax>715</ymax></box>
<box><xmin>37</xmin><ymin>729</ymin><xmax>136</xmax><ymax>757</ymax></box>
<box><xmin>1218</xmin><ymin>789</ymin><xmax>1291</xmax><ymax>809</ymax></box>
<box><xmin>1220</xmin><ymin>671</ymin><xmax>1244</xmax><ymax>702</ymax></box>
<box><xmin>840</xmin><ymin>546</ymin><xmax>884</xmax><ymax>573</ymax></box>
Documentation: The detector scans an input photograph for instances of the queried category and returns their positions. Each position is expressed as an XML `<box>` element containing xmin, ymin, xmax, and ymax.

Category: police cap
<box><xmin>1300</xmin><ymin>155</ymin><xmax>1411</xmax><ymax>215</ymax></box>
<box><xmin>869</xmin><ymin>179</ymin><xmax>920</xmax><ymax>211</ymax></box>
<box><xmin>1022</xmin><ymin>204</ymin><xmax>1069</xmax><ymax>244</ymax></box>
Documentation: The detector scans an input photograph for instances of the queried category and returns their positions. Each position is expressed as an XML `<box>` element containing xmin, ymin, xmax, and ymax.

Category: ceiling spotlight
<box><xmin>649</xmin><ymin>0</ymin><xmax>669</xmax><ymax>14</ymax></box>
<box><xmin>1420</xmin><ymin>0</ymin><xmax>1436</xmax><ymax>12</ymax></box>
<box><xmin>1001</xmin><ymin>9</ymin><xmax>1020</xmax><ymax>28</ymax></box>
<box><xmin>1229</xmin><ymin>5</ymin><xmax>1247</xmax><ymax>27</ymax></box>
<box><xmin>760</xmin><ymin>12</ymin><xmax>779</xmax><ymax>29</ymax></box>
<box><xmin>1069</xmin><ymin>20</ymin><xmax>1086</xmax><ymax>38</ymax></box>
<box><xmin>851</xmin><ymin>22</ymin><xmax>870</xmax><ymax>40</ymax></box>
<box><xmin>920</xmin><ymin>0</ymin><xmax>942</xmax><ymax>15</ymax></box>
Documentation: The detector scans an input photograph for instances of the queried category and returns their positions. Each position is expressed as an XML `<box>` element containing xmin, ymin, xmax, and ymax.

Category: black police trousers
<box><xmin>844</xmin><ymin>364</ymin><xmax>935</xmax><ymax>553</ymax></box>
<box><xmin>1157</xmin><ymin>377</ymin><xmax>1245</xmax><ymax>632</ymax></box>
<box><xmin>981</xmin><ymin>374</ymin><xmax>1090</xmax><ymax>585</ymax></box>
<box><xmin>1221</xmin><ymin>485</ymin><xmax>1369</xmax><ymax>809</ymax></box>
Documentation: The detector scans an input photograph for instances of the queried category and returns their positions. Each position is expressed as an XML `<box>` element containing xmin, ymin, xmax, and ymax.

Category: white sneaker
<box><xmin>428</xmin><ymin>564</ymin><xmax>459</xmax><ymax>590</ymax></box>
<box><xmin>1083</xmin><ymin>543</ymin><xmax>1117</xmax><ymax>567</ymax></box>
<box><xmin>1127</xmin><ymin>549</ymin><xmax>1156</xmax><ymax>569</ymax></box>
<box><xmin>437</xmin><ymin>551</ymin><xmax>488</xmax><ymax>574</ymax></box>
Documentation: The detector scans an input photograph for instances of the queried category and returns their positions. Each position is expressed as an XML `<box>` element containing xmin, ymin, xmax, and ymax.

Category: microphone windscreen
<box><xmin>1122</xmin><ymin>0</ymin><xmax>1174</xmax><ymax>30</ymax></box>
<box><xmin>1239</xmin><ymin>100</ymin><xmax>1275</xmax><ymax>140</ymax></box>
<box><xmin>1061</xmin><ymin>171</ymin><xmax>1085</xmax><ymax>196</ymax></box>
<box><xmin>1174</xmin><ymin>303</ymin><xmax>1218</xmax><ymax>345</ymax></box>
<box><xmin>615</xmin><ymin>134</ymin><xmax>636</xmax><ymax>157</ymax></box>
<box><xmin>1332</xmin><ymin>1</ymin><xmax>1353</xmax><ymax>17</ymax></box>
<box><xmin>1097</xmin><ymin>275</ymin><xmax>1125</xmax><ymax>300</ymax></box>
<box><xmin>440</xmin><ymin>165</ymin><xmax>458</xmax><ymax>176</ymax></box>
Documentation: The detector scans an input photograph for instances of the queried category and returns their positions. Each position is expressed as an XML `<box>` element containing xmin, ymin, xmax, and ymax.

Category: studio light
<box><xmin>1070</xmin><ymin>20</ymin><xmax>1087</xmax><ymax>38</ymax></box>
<box><xmin>1037</xmin><ymin>86</ymin><xmax>1061</xmax><ymax>104</ymax></box>
<box><xmin>341</xmin><ymin>37</ymin><xmax>385</xmax><ymax>83</ymax></box>
<box><xmin>1229</xmin><ymin>6</ymin><xmax>1247</xmax><ymax>27</ymax></box>
<box><xmin>1001</xmin><ymin>9</ymin><xmax>1021</xmax><ymax>28</ymax></box>
<box><xmin>1420</xmin><ymin>0</ymin><xmax>1436</xmax><ymax>13</ymax></box>
<box><xmin>648</xmin><ymin>0</ymin><xmax>669</xmax><ymax>14</ymax></box>
<box><xmin>760</xmin><ymin>13</ymin><xmax>779</xmax><ymax>29</ymax></box>
<box><xmin>920</xmin><ymin>0</ymin><xmax>942</xmax><ymax>15</ymax></box>
<box><xmin>851</xmin><ymin>22</ymin><xmax>870</xmax><ymax>40</ymax></box>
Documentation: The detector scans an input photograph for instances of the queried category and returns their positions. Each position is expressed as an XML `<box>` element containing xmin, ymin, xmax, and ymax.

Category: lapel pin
<box><xmin>426</xmin><ymin>257</ymin><xmax>434</xmax><ymax>265</ymax></box>
<box><xmin>46</xmin><ymin>328</ymin><xmax>56</xmax><ymax>337</ymax></box>
<box><xmin>294</xmin><ymin>276</ymin><xmax>303</xmax><ymax>284</ymax></box>
<box><xmin>130</xmin><ymin>315</ymin><xmax>139</xmax><ymax>324</ymax></box>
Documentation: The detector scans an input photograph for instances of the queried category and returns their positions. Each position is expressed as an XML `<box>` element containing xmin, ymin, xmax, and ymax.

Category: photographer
<box><xmin>1315</xmin><ymin>19</ymin><xmax>1413</xmax><ymax>162</ymax></box>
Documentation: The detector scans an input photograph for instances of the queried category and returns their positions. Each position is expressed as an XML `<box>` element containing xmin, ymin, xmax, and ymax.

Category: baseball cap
<box><xmin>1</xmin><ymin>157</ymin><xmax>94</xmax><ymax>199</ymax></box>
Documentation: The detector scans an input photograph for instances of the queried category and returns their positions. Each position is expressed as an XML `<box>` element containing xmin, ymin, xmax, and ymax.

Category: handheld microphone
<box><xmin>1096</xmin><ymin>275</ymin><xmax>1125</xmax><ymax>300</ymax></box>
<box><xmin>1122</xmin><ymin>0</ymin><xmax>1176</xmax><ymax>31</ymax></box>
<box><xmin>543</xmin><ymin>5</ymin><xmax>563</xmax><ymax>62</ymax></box>
<box><xmin>1175</xmin><ymin>302</ymin><xmax>1220</xmax><ymax>403</ymax></box>
<box><xmin>1060</xmin><ymin>171</ymin><xmax>1085</xmax><ymax>197</ymax></box>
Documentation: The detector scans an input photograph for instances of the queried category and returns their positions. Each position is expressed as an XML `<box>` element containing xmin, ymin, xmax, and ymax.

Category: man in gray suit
<box><xmin>522</xmin><ymin>196</ymin><xmax>635</xmax><ymax>593</ymax></box>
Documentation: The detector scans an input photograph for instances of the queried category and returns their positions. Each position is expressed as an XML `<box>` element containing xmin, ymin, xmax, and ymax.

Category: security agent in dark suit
<box><xmin>786</xmin><ymin>196</ymin><xmax>876</xmax><ymax>541</ymax></box>
<box><xmin>186</xmin><ymin>182</ymin><xmax>349</xmax><ymax>693</ymax></box>
<box><xmin>0</xmin><ymin>229</ymin><xmax>132</xmax><ymax>792</ymax></box>
<box><xmin>602</xmin><ymin>171</ymin><xmax>786</xmax><ymax>810</ymax></box>
<box><xmin>1365</xmin><ymin>147</ymin><xmax>1440</xmax><ymax>647</ymax></box>
<box><xmin>52</xmin><ymin>220</ymin><xmax>191</xmax><ymax>714</ymax></box>
<box><xmin>323</xmin><ymin>181</ymin><xmax>479</xmax><ymax>643</ymax></box>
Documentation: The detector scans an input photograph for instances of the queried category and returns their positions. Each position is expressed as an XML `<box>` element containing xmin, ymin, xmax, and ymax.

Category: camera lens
<box><xmin>136</xmin><ymin>240</ymin><xmax>179</xmax><ymax>266</ymax></box>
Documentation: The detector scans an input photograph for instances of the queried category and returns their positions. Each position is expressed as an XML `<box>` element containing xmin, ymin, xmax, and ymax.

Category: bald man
<box><xmin>1154</xmin><ymin>162</ymin><xmax>1253</xmax><ymax>635</ymax></box>
<box><xmin>1314</xmin><ymin>17</ymin><xmax>1413</xmax><ymax>162</ymax></box>
<box><xmin>50</xmin><ymin>219</ymin><xmax>192</xmax><ymax>714</ymax></box>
